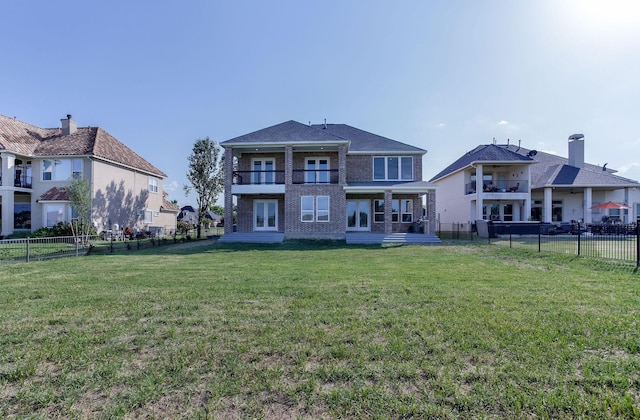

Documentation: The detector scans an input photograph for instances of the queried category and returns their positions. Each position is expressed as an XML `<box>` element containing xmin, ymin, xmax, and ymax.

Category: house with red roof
<box><xmin>0</xmin><ymin>114</ymin><xmax>178</xmax><ymax>237</ymax></box>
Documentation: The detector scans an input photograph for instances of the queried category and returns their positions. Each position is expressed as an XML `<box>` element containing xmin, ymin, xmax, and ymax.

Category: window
<box><xmin>72</xmin><ymin>159</ymin><xmax>83</xmax><ymax>179</ymax></box>
<box><xmin>148</xmin><ymin>177</ymin><xmax>159</xmax><ymax>193</ymax></box>
<box><xmin>373</xmin><ymin>157</ymin><xmax>413</xmax><ymax>181</ymax></box>
<box><xmin>374</xmin><ymin>199</ymin><xmax>401</xmax><ymax>223</ymax></box>
<box><xmin>14</xmin><ymin>203</ymin><xmax>31</xmax><ymax>229</ymax></box>
<box><xmin>401</xmin><ymin>199</ymin><xmax>413</xmax><ymax>223</ymax></box>
<box><xmin>42</xmin><ymin>158</ymin><xmax>83</xmax><ymax>181</ymax></box>
<box><xmin>317</xmin><ymin>196</ymin><xmax>329</xmax><ymax>221</ymax></box>
<box><xmin>45</xmin><ymin>204</ymin><xmax>66</xmax><ymax>227</ymax></box>
<box><xmin>301</xmin><ymin>196</ymin><xmax>330</xmax><ymax>222</ymax></box>
<box><xmin>144</xmin><ymin>210</ymin><xmax>153</xmax><ymax>223</ymax></box>
<box><xmin>305</xmin><ymin>157</ymin><xmax>330</xmax><ymax>183</ymax></box>
<box><xmin>301</xmin><ymin>196</ymin><xmax>314</xmax><ymax>221</ymax></box>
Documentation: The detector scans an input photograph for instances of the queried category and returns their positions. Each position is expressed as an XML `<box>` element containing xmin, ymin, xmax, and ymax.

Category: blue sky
<box><xmin>3</xmin><ymin>0</ymin><xmax>639</xmax><ymax>207</ymax></box>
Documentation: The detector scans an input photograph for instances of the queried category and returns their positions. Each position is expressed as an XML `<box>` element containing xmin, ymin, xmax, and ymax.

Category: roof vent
<box><xmin>527</xmin><ymin>150</ymin><xmax>537</xmax><ymax>157</ymax></box>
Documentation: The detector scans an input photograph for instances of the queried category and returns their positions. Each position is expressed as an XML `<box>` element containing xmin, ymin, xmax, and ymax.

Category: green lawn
<box><xmin>1</xmin><ymin>242</ymin><xmax>639</xmax><ymax>418</ymax></box>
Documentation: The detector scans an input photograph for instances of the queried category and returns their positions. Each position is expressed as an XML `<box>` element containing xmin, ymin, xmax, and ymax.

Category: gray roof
<box><xmin>429</xmin><ymin>144</ymin><xmax>534</xmax><ymax>181</ymax></box>
<box><xmin>311</xmin><ymin>124</ymin><xmax>425</xmax><ymax>153</ymax></box>
<box><xmin>221</xmin><ymin>120</ymin><xmax>347</xmax><ymax>146</ymax></box>
<box><xmin>221</xmin><ymin>120</ymin><xmax>425</xmax><ymax>154</ymax></box>
<box><xmin>430</xmin><ymin>141</ymin><xmax>639</xmax><ymax>188</ymax></box>
<box><xmin>502</xmin><ymin>144</ymin><xmax>639</xmax><ymax>188</ymax></box>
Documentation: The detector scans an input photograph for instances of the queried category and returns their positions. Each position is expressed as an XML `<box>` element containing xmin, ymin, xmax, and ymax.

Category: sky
<box><xmin>2</xmin><ymin>0</ymin><xmax>640</xmax><ymax>207</ymax></box>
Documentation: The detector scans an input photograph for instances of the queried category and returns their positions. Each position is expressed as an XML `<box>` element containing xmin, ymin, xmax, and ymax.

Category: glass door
<box><xmin>346</xmin><ymin>200</ymin><xmax>370</xmax><ymax>231</ymax></box>
<box><xmin>254</xmin><ymin>200</ymin><xmax>277</xmax><ymax>231</ymax></box>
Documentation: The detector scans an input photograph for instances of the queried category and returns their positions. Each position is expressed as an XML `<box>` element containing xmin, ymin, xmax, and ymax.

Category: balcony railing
<box><xmin>465</xmin><ymin>180</ymin><xmax>527</xmax><ymax>195</ymax></box>
<box><xmin>232</xmin><ymin>170</ymin><xmax>339</xmax><ymax>185</ymax></box>
<box><xmin>233</xmin><ymin>170</ymin><xmax>285</xmax><ymax>185</ymax></box>
<box><xmin>292</xmin><ymin>169</ymin><xmax>339</xmax><ymax>184</ymax></box>
<box><xmin>0</xmin><ymin>175</ymin><xmax>32</xmax><ymax>188</ymax></box>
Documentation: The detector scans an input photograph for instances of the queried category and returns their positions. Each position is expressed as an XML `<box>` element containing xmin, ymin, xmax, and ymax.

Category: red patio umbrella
<box><xmin>590</xmin><ymin>201</ymin><xmax>631</xmax><ymax>210</ymax></box>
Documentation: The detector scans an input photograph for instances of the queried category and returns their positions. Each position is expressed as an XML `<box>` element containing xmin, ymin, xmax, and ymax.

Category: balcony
<box><xmin>465</xmin><ymin>180</ymin><xmax>528</xmax><ymax>195</ymax></box>
<box><xmin>0</xmin><ymin>174</ymin><xmax>32</xmax><ymax>188</ymax></box>
<box><xmin>232</xmin><ymin>170</ymin><xmax>285</xmax><ymax>194</ymax></box>
<box><xmin>292</xmin><ymin>169</ymin><xmax>339</xmax><ymax>185</ymax></box>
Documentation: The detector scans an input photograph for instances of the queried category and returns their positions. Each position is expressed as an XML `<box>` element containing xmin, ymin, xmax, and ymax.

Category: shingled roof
<box><xmin>0</xmin><ymin>114</ymin><xmax>166</xmax><ymax>177</ymax></box>
<box><xmin>502</xmin><ymin>144</ymin><xmax>639</xmax><ymax>188</ymax></box>
<box><xmin>429</xmin><ymin>144</ymin><xmax>534</xmax><ymax>181</ymax></box>
<box><xmin>221</xmin><ymin>120</ymin><xmax>425</xmax><ymax>154</ymax></box>
<box><xmin>37</xmin><ymin>186</ymin><xmax>69</xmax><ymax>202</ymax></box>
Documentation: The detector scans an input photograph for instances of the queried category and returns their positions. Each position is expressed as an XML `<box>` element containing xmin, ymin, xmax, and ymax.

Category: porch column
<box><xmin>285</xmin><ymin>146</ymin><xmax>293</xmax><ymax>185</ymax></box>
<box><xmin>338</xmin><ymin>144</ymin><xmax>347</xmax><ymax>186</ymax></box>
<box><xmin>223</xmin><ymin>147</ymin><xmax>234</xmax><ymax>235</ymax></box>
<box><xmin>543</xmin><ymin>187</ymin><xmax>553</xmax><ymax>223</ymax></box>
<box><xmin>524</xmin><ymin>198</ymin><xmax>531</xmax><ymax>221</ymax></box>
<box><xmin>384</xmin><ymin>190</ymin><xmax>393</xmax><ymax>234</ymax></box>
<box><xmin>475</xmin><ymin>164</ymin><xmax>484</xmax><ymax>221</ymax></box>
<box><xmin>584</xmin><ymin>187</ymin><xmax>592</xmax><ymax>223</ymax></box>
<box><xmin>513</xmin><ymin>202</ymin><xmax>521</xmax><ymax>221</ymax></box>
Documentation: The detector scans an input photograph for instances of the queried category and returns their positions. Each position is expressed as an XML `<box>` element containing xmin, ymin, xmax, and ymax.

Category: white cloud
<box><xmin>498</xmin><ymin>120</ymin><xmax>509</xmax><ymax>125</ymax></box>
<box><xmin>163</xmin><ymin>179</ymin><xmax>179</xmax><ymax>193</ymax></box>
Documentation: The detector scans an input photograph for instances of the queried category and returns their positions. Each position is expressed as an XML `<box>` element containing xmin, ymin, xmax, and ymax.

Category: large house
<box><xmin>219</xmin><ymin>120</ymin><xmax>437</xmax><ymax>243</ymax></box>
<box><xmin>0</xmin><ymin>114</ymin><xmax>178</xmax><ymax>237</ymax></box>
<box><xmin>430</xmin><ymin>135</ymin><xmax>640</xmax><ymax>225</ymax></box>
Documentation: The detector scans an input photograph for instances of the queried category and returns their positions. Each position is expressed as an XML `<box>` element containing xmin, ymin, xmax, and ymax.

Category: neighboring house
<box><xmin>430</xmin><ymin>135</ymin><xmax>640</xmax><ymax>225</ymax></box>
<box><xmin>0</xmin><ymin>114</ymin><xmax>178</xmax><ymax>237</ymax></box>
<box><xmin>177</xmin><ymin>205</ymin><xmax>221</xmax><ymax>226</ymax></box>
<box><xmin>219</xmin><ymin>120</ymin><xmax>436</xmax><ymax>241</ymax></box>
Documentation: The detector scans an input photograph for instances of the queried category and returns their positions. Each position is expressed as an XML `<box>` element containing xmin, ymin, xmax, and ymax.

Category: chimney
<box><xmin>61</xmin><ymin>114</ymin><xmax>77</xmax><ymax>136</ymax></box>
<box><xmin>568</xmin><ymin>134</ymin><xmax>584</xmax><ymax>168</ymax></box>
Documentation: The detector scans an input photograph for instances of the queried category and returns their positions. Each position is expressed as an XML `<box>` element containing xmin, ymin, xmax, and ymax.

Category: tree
<box><xmin>184</xmin><ymin>137</ymin><xmax>224</xmax><ymax>239</ymax></box>
<box><xmin>67</xmin><ymin>177</ymin><xmax>92</xmax><ymax>245</ymax></box>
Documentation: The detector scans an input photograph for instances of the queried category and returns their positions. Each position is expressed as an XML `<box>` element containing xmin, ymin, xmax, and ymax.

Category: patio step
<box><xmin>346</xmin><ymin>233</ymin><xmax>442</xmax><ymax>245</ymax></box>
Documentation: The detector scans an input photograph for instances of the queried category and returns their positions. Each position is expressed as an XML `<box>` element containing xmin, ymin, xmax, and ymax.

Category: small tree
<box><xmin>67</xmin><ymin>177</ymin><xmax>92</xmax><ymax>245</ymax></box>
<box><xmin>184</xmin><ymin>137</ymin><xmax>224</xmax><ymax>239</ymax></box>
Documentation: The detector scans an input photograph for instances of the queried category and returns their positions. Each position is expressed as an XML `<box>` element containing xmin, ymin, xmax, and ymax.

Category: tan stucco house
<box><xmin>0</xmin><ymin>114</ymin><xmax>178</xmax><ymax>237</ymax></box>
<box><xmin>430</xmin><ymin>135</ymin><xmax>640</xmax><ymax>225</ymax></box>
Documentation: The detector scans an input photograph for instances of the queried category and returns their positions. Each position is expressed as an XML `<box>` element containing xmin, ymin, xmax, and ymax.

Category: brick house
<box><xmin>219</xmin><ymin>120</ymin><xmax>437</xmax><ymax>243</ymax></box>
<box><xmin>0</xmin><ymin>114</ymin><xmax>178</xmax><ymax>237</ymax></box>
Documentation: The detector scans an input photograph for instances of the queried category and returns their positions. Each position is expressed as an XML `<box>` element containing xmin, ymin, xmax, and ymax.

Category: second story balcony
<box><xmin>231</xmin><ymin>169</ymin><xmax>340</xmax><ymax>194</ymax></box>
<box><xmin>466</xmin><ymin>180</ymin><xmax>528</xmax><ymax>195</ymax></box>
<box><xmin>0</xmin><ymin>174</ymin><xmax>32</xmax><ymax>188</ymax></box>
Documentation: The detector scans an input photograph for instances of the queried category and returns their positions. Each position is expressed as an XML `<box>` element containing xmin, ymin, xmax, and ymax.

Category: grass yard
<box><xmin>1</xmin><ymin>242</ymin><xmax>639</xmax><ymax>418</ymax></box>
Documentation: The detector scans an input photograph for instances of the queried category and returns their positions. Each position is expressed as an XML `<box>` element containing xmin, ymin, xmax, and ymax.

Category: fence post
<box><xmin>508</xmin><ymin>224</ymin><xmax>512</xmax><ymax>248</ymax></box>
<box><xmin>538</xmin><ymin>222</ymin><xmax>542</xmax><ymax>253</ymax></box>
<box><xmin>577</xmin><ymin>222</ymin><xmax>581</xmax><ymax>256</ymax></box>
<box><xmin>636</xmin><ymin>219</ymin><xmax>639</xmax><ymax>268</ymax></box>
<box><xmin>26</xmin><ymin>237</ymin><xmax>30</xmax><ymax>262</ymax></box>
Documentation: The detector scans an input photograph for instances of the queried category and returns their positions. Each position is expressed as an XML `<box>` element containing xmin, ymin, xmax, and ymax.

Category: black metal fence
<box><xmin>0</xmin><ymin>229</ymin><xmax>222</xmax><ymax>264</ymax></box>
<box><xmin>438</xmin><ymin>221</ymin><xmax>639</xmax><ymax>267</ymax></box>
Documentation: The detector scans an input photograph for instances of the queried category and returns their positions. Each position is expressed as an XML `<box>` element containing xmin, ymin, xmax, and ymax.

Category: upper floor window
<box><xmin>305</xmin><ymin>157</ymin><xmax>330</xmax><ymax>184</ymax></box>
<box><xmin>148</xmin><ymin>177</ymin><xmax>159</xmax><ymax>193</ymax></box>
<box><xmin>42</xmin><ymin>158</ymin><xmax>83</xmax><ymax>181</ymax></box>
<box><xmin>373</xmin><ymin>156</ymin><xmax>413</xmax><ymax>181</ymax></box>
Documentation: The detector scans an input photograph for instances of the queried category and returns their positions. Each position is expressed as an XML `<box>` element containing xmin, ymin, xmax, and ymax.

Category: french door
<box><xmin>254</xmin><ymin>200</ymin><xmax>278</xmax><ymax>231</ymax></box>
<box><xmin>346</xmin><ymin>200</ymin><xmax>370</xmax><ymax>231</ymax></box>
